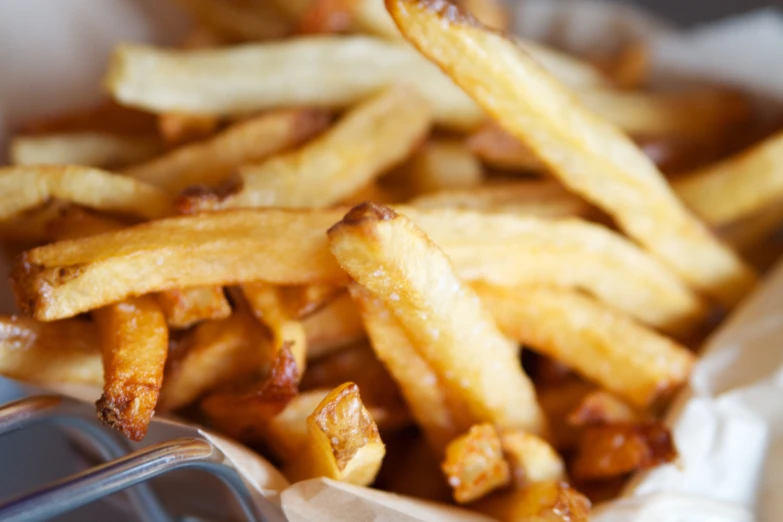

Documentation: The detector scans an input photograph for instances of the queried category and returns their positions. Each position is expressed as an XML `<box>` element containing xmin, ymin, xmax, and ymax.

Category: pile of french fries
<box><xmin>2</xmin><ymin>0</ymin><xmax>783</xmax><ymax>518</ymax></box>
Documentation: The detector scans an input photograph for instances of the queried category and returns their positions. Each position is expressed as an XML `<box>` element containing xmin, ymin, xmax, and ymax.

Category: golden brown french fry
<box><xmin>0</xmin><ymin>315</ymin><xmax>102</xmax><ymax>387</ymax></box>
<box><xmin>0</xmin><ymin>165</ymin><xmax>171</xmax><ymax>221</ymax></box>
<box><xmin>285</xmin><ymin>382</ymin><xmax>386</xmax><ymax>485</ymax></box>
<box><xmin>242</xmin><ymin>282</ymin><xmax>308</xmax><ymax>373</ymax></box>
<box><xmin>350</xmin><ymin>285</ymin><xmax>465</xmax><ymax>450</ymax></box>
<box><xmin>404</xmin><ymin>140</ymin><xmax>482</xmax><ymax>195</ymax></box>
<box><xmin>158</xmin><ymin>305</ymin><xmax>268</xmax><ymax>411</ymax></box>
<box><xmin>105</xmin><ymin>38</ymin><xmax>483</xmax><ymax>130</ymax></box>
<box><xmin>411</xmin><ymin>181</ymin><xmax>587</xmax><ymax>218</ymax></box>
<box><xmin>10</xmin><ymin>133</ymin><xmax>162</xmax><ymax>169</ymax></box>
<box><xmin>45</xmin><ymin>206</ymin><xmax>126</xmax><ymax>241</ymax></box>
<box><xmin>18</xmin><ymin>100</ymin><xmax>156</xmax><ymax>136</ymax></box>
<box><xmin>178</xmin><ymin>86</ymin><xmax>431</xmax><ymax>212</ymax></box>
<box><xmin>474</xmin><ymin>481</ymin><xmax>591</xmax><ymax>522</ymax></box>
<box><xmin>386</xmin><ymin>0</ymin><xmax>756</xmax><ymax>307</ymax></box>
<box><xmin>567</xmin><ymin>391</ymin><xmax>643</xmax><ymax>427</ymax></box>
<box><xmin>93</xmin><ymin>295</ymin><xmax>168</xmax><ymax>441</ymax></box>
<box><xmin>125</xmin><ymin>109</ymin><xmax>329</xmax><ymax>193</ymax></box>
<box><xmin>466</xmin><ymin>122</ymin><xmax>546</xmax><ymax>172</ymax></box>
<box><xmin>442</xmin><ymin>424</ymin><xmax>511</xmax><ymax>504</ymax></box>
<box><xmin>279</xmin><ymin>283</ymin><xmax>344</xmax><ymax>319</ymax></box>
<box><xmin>175</xmin><ymin>0</ymin><xmax>292</xmax><ymax>41</ymax></box>
<box><xmin>157</xmin><ymin>112</ymin><xmax>219</xmax><ymax>147</ymax></box>
<box><xmin>328</xmin><ymin>203</ymin><xmax>545</xmax><ymax>434</ymax></box>
<box><xmin>572</xmin><ymin>422</ymin><xmax>677</xmax><ymax>480</ymax></box>
<box><xmin>475</xmin><ymin>283</ymin><xmax>694</xmax><ymax>408</ymax></box>
<box><xmin>155</xmin><ymin>286</ymin><xmax>232</xmax><ymax>329</ymax></box>
<box><xmin>500</xmin><ymin>429</ymin><xmax>565</xmax><ymax>489</ymax></box>
<box><xmin>674</xmin><ymin>130</ymin><xmax>783</xmax><ymax>226</ymax></box>
<box><xmin>303</xmin><ymin>292</ymin><xmax>366</xmax><ymax>358</ymax></box>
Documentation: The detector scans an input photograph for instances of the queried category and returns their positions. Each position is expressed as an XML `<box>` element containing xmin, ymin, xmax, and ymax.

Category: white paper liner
<box><xmin>1</xmin><ymin>1</ymin><xmax>783</xmax><ymax>520</ymax></box>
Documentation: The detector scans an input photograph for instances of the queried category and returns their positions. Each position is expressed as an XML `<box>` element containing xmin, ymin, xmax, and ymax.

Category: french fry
<box><xmin>572</xmin><ymin>422</ymin><xmax>677</xmax><ymax>480</ymax></box>
<box><xmin>177</xmin><ymin>86</ymin><xmax>431</xmax><ymax>212</ymax></box>
<box><xmin>674</xmin><ymin>130</ymin><xmax>783</xmax><ymax>226</ymax></box>
<box><xmin>500</xmin><ymin>430</ymin><xmax>565</xmax><ymax>488</ymax></box>
<box><xmin>475</xmin><ymin>283</ymin><xmax>695</xmax><ymax>408</ymax></box>
<box><xmin>105</xmin><ymin>38</ymin><xmax>484</xmax><ymax>130</ymax></box>
<box><xmin>10</xmin><ymin>132</ymin><xmax>162</xmax><ymax>169</ymax></box>
<box><xmin>404</xmin><ymin>140</ymin><xmax>483</xmax><ymax>195</ymax></box>
<box><xmin>44</xmin><ymin>206</ymin><xmax>126</xmax><ymax>241</ymax></box>
<box><xmin>386</xmin><ymin>0</ymin><xmax>756</xmax><ymax>307</ymax></box>
<box><xmin>0</xmin><ymin>315</ymin><xmax>102</xmax><ymax>387</ymax></box>
<box><xmin>328</xmin><ymin>203</ymin><xmax>545</xmax><ymax>434</ymax></box>
<box><xmin>303</xmin><ymin>292</ymin><xmax>366</xmax><ymax>359</ymax></box>
<box><xmin>280</xmin><ymin>282</ymin><xmax>344</xmax><ymax>319</ymax></box>
<box><xmin>411</xmin><ymin>181</ymin><xmax>587</xmax><ymax>218</ymax></box>
<box><xmin>158</xmin><ymin>305</ymin><xmax>268</xmax><ymax>411</ymax></box>
<box><xmin>157</xmin><ymin>112</ymin><xmax>219</xmax><ymax>146</ymax></box>
<box><xmin>0</xmin><ymin>165</ymin><xmax>171</xmax><ymax>221</ymax></box>
<box><xmin>567</xmin><ymin>391</ymin><xmax>643</xmax><ymax>427</ymax></box>
<box><xmin>93</xmin><ymin>295</ymin><xmax>168</xmax><ymax>441</ymax></box>
<box><xmin>156</xmin><ymin>286</ymin><xmax>232</xmax><ymax>329</ymax></box>
<box><xmin>125</xmin><ymin>109</ymin><xmax>329</xmax><ymax>193</ymax></box>
<box><xmin>474</xmin><ymin>481</ymin><xmax>591</xmax><ymax>522</ymax></box>
<box><xmin>242</xmin><ymin>282</ymin><xmax>308</xmax><ymax>373</ymax></box>
<box><xmin>350</xmin><ymin>285</ymin><xmax>465</xmax><ymax>450</ymax></box>
<box><xmin>442</xmin><ymin>424</ymin><xmax>511</xmax><ymax>504</ymax></box>
<box><xmin>466</xmin><ymin>122</ymin><xmax>546</xmax><ymax>173</ymax></box>
<box><xmin>284</xmin><ymin>382</ymin><xmax>386</xmax><ymax>486</ymax></box>
<box><xmin>175</xmin><ymin>0</ymin><xmax>292</xmax><ymax>41</ymax></box>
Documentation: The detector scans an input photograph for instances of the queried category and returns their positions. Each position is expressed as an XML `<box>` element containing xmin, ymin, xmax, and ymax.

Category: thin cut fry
<box><xmin>125</xmin><ymin>109</ymin><xmax>329</xmax><ymax>193</ymax></box>
<box><xmin>572</xmin><ymin>422</ymin><xmax>677</xmax><ymax>480</ymax></box>
<box><xmin>285</xmin><ymin>382</ymin><xmax>386</xmax><ymax>486</ymax></box>
<box><xmin>10</xmin><ymin>132</ymin><xmax>162</xmax><ymax>169</ymax></box>
<box><xmin>157</xmin><ymin>112</ymin><xmax>219</xmax><ymax>146</ymax></box>
<box><xmin>351</xmin><ymin>285</ymin><xmax>464</xmax><ymax>450</ymax></box>
<box><xmin>474</xmin><ymin>481</ymin><xmax>591</xmax><ymax>522</ymax></box>
<box><xmin>242</xmin><ymin>282</ymin><xmax>308</xmax><ymax>373</ymax></box>
<box><xmin>442</xmin><ymin>424</ymin><xmax>511</xmax><ymax>504</ymax></box>
<box><xmin>105</xmin><ymin>37</ymin><xmax>484</xmax><ymax>130</ymax></box>
<box><xmin>303</xmin><ymin>292</ymin><xmax>367</xmax><ymax>359</ymax></box>
<box><xmin>405</xmin><ymin>140</ymin><xmax>482</xmax><ymax>195</ymax></box>
<box><xmin>178</xmin><ymin>86</ymin><xmax>431</xmax><ymax>211</ymax></box>
<box><xmin>476</xmin><ymin>284</ymin><xmax>694</xmax><ymax>408</ymax></box>
<box><xmin>156</xmin><ymin>286</ymin><xmax>232</xmax><ymax>329</ymax></box>
<box><xmin>567</xmin><ymin>391</ymin><xmax>643</xmax><ymax>426</ymax></box>
<box><xmin>466</xmin><ymin>122</ymin><xmax>546</xmax><ymax>172</ymax></box>
<box><xmin>411</xmin><ymin>181</ymin><xmax>587</xmax><ymax>218</ymax></box>
<box><xmin>93</xmin><ymin>295</ymin><xmax>168</xmax><ymax>441</ymax></box>
<box><xmin>0</xmin><ymin>165</ymin><xmax>171</xmax><ymax>221</ymax></box>
<box><xmin>175</xmin><ymin>0</ymin><xmax>292</xmax><ymax>41</ymax></box>
<box><xmin>674</xmin><ymin>130</ymin><xmax>783</xmax><ymax>226</ymax></box>
<box><xmin>0</xmin><ymin>315</ymin><xmax>102</xmax><ymax>387</ymax></box>
<box><xmin>386</xmin><ymin>0</ymin><xmax>756</xmax><ymax>307</ymax></box>
<box><xmin>500</xmin><ymin>430</ymin><xmax>565</xmax><ymax>488</ymax></box>
<box><xmin>328</xmin><ymin>203</ymin><xmax>545</xmax><ymax>434</ymax></box>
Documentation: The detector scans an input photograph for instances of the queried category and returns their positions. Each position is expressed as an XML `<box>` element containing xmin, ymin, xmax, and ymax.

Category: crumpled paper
<box><xmin>1</xmin><ymin>1</ymin><xmax>782</xmax><ymax>521</ymax></box>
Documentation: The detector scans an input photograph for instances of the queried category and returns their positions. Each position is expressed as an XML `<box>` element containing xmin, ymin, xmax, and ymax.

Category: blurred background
<box><xmin>626</xmin><ymin>0</ymin><xmax>781</xmax><ymax>25</ymax></box>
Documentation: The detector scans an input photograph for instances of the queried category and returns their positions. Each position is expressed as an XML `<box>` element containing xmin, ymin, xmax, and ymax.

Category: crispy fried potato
<box><xmin>466</xmin><ymin>122</ymin><xmax>546</xmax><ymax>173</ymax></box>
<box><xmin>350</xmin><ymin>286</ymin><xmax>464</xmax><ymax>449</ymax></box>
<box><xmin>159</xmin><ymin>305</ymin><xmax>268</xmax><ymax>411</ymax></box>
<box><xmin>178</xmin><ymin>86</ymin><xmax>431</xmax><ymax>212</ymax></box>
<box><xmin>242</xmin><ymin>282</ymin><xmax>308</xmax><ymax>372</ymax></box>
<box><xmin>303</xmin><ymin>292</ymin><xmax>366</xmax><ymax>358</ymax></box>
<box><xmin>10</xmin><ymin>132</ymin><xmax>162</xmax><ymax>169</ymax></box>
<box><xmin>125</xmin><ymin>109</ymin><xmax>329</xmax><ymax>193</ymax></box>
<box><xmin>175</xmin><ymin>0</ymin><xmax>292</xmax><ymax>41</ymax></box>
<box><xmin>474</xmin><ymin>481</ymin><xmax>591</xmax><ymax>522</ymax></box>
<box><xmin>0</xmin><ymin>315</ymin><xmax>102</xmax><ymax>387</ymax></box>
<box><xmin>93</xmin><ymin>295</ymin><xmax>168</xmax><ymax>441</ymax></box>
<box><xmin>500</xmin><ymin>430</ymin><xmax>565</xmax><ymax>489</ymax></box>
<box><xmin>157</xmin><ymin>112</ymin><xmax>219</xmax><ymax>146</ymax></box>
<box><xmin>387</xmin><ymin>0</ymin><xmax>756</xmax><ymax>307</ymax></box>
<box><xmin>156</xmin><ymin>286</ymin><xmax>232</xmax><ymax>329</ymax></box>
<box><xmin>328</xmin><ymin>203</ymin><xmax>545</xmax><ymax>434</ymax></box>
<box><xmin>18</xmin><ymin>100</ymin><xmax>156</xmax><ymax>136</ymax></box>
<box><xmin>105</xmin><ymin>38</ymin><xmax>483</xmax><ymax>130</ymax></box>
<box><xmin>411</xmin><ymin>181</ymin><xmax>587</xmax><ymax>218</ymax></box>
<box><xmin>45</xmin><ymin>206</ymin><xmax>126</xmax><ymax>241</ymax></box>
<box><xmin>404</xmin><ymin>140</ymin><xmax>482</xmax><ymax>195</ymax></box>
<box><xmin>572</xmin><ymin>422</ymin><xmax>677</xmax><ymax>480</ymax></box>
<box><xmin>475</xmin><ymin>284</ymin><xmax>694</xmax><ymax>408</ymax></box>
<box><xmin>285</xmin><ymin>382</ymin><xmax>386</xmax><ymax>485</ymax></box>
<box><xmin>674</xmin><ymin>130</ymin><xmax>783</xmax><ymax>226</ymax></box>
<box><xmin>567</xmin><ymin>391</ymin><xmax>643</xmax><ymax>427</ymax></box>
<box><xmin>0</xmin><ymin>165</ymin><xmax>171</xmax><ymax>221</ymax></box>
<box><xmin>442</xmin><ymin>424</ymin><xmax>511</xmax><ymax>504</ymax></box>
<box><xmin>280</xmin><ymin>282</ymin><xmax>345</xmax><ymax>319</ymax></box>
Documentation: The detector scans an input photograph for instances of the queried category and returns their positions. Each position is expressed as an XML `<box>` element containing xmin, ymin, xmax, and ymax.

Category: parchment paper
<box><xmin>1</xmin><ymin>1</ymin><xmax>782</xmax><ymax>521</ymax></box>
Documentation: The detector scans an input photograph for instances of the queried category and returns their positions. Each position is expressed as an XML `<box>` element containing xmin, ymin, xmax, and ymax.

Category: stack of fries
<box><xmin>2</xmin><ymin>0</ymin><xmax>783</xmax><ymax>518</ymax></box>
